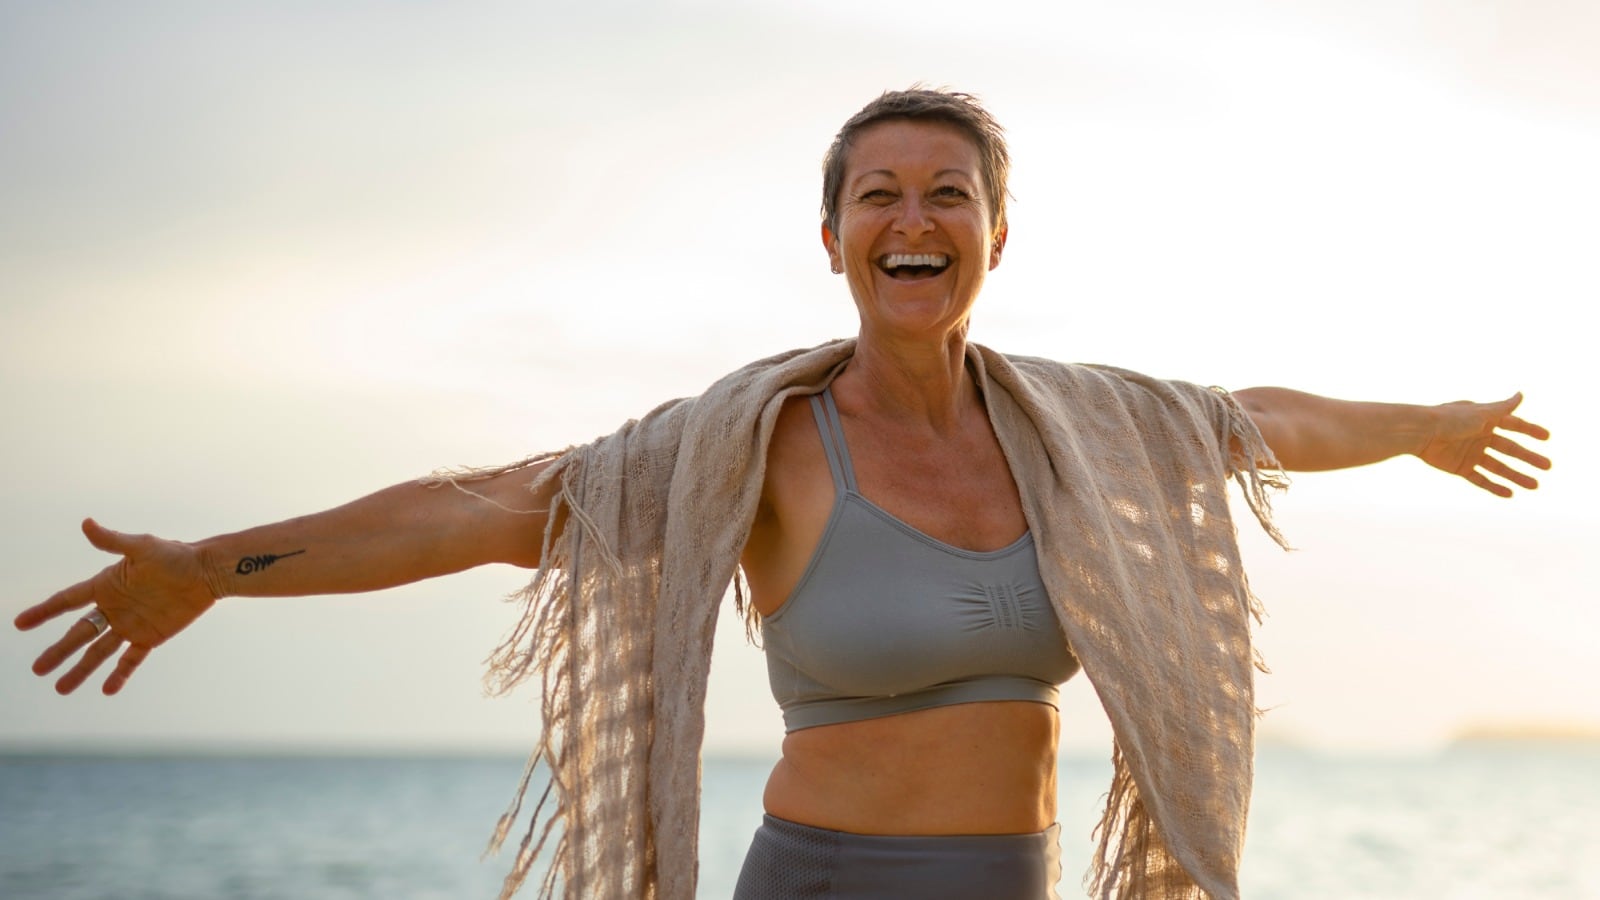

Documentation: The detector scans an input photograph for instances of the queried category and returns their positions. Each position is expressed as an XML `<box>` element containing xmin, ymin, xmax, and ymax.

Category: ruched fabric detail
<box><xmin>762</xmin><ymin>388</ymin><xmax>1079</xmax><ymax>731</ymax></box>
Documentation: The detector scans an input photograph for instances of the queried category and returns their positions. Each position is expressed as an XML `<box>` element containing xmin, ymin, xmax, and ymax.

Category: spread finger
<box><xmin>1501</xmin><ymin>415</ymin><xmax>1550</xmax><ymax>441</ymax></box>
<box><xmin>14</xmin><ymin>581</ymin><xmax>95</xmax><ymax>631</ymax></box>
<box><xmin>104</xmin><ymin>645</ymin><xmax>152</xmax><ymax>696</ymax></box>
<box><xmin>1491</xmin><ymin>435</ymin><xmax>1552</xmax><ymax>470</ymax></box>
<box><xmin>31</xmin><ymin>616</ymin><xmax>105</xmax><ymax>676</ymax></box>
<box><xmin>54</xmin><ymin>631</ymin><xmax>123</xmax><ymax>695</ymax></box>
<box><xmin>1464</xmin><ymin>469</ymin><xmax>1511</xmax><ymax>498</ymax></box>
<box><xmin>1480</xmin><ymin>456</ymin><xmax>1537</xmax><ymax>491</ymax></box>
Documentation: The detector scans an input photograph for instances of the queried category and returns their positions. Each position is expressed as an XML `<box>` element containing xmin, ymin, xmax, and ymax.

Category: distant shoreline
<box><xmin>5</xmin><ymin>739</ymin><xmax>1596</xmax><ymax>764</ymax></box>
<box><xmin>1448</xmin><ymin>723</ymin><xmax>1600</xmax><ymax>747</ymax></box>
<box><xmin>0</xmin><ymin>741</ymin><xmax>534</xmax><ymax>761</ymax></box>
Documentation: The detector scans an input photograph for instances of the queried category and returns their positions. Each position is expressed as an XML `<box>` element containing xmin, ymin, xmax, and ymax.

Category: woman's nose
<box><xmin>893</xmin><ymin>193</ymin><xmax>934</xmax><ymax>236</ymax></box>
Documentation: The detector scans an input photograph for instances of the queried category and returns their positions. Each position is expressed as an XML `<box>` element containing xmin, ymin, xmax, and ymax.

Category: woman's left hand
<box><xmin>1416</xmin><ymin>393</ymin><xmax>1550</xmax><ymax>497</ymax></box>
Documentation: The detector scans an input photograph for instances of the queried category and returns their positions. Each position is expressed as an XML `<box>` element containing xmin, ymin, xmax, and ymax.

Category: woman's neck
<box><xmin>839</xmin><ymin>328</ymin><xmax>978</xmax><ymax>433</ymax></box>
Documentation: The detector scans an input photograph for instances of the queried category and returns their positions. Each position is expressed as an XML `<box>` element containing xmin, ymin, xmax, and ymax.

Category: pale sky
<box><xmin>2</xmin><ymin>0</ymin><xmax>1595</xmax><ymax>758</ymax></box>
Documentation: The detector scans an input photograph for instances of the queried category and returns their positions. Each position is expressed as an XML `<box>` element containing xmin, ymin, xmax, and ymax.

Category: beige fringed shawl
<box><xmin>464</xmin><ymin>338</ymin><xmax>1286</xmax><ymax>900</ymax></box>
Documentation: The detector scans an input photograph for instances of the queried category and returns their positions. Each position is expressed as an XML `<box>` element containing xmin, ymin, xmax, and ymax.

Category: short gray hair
<box><xmin>820</xmin><ymin>87</ymin><xmax>1011</xmax><ymax>236</ymax></box>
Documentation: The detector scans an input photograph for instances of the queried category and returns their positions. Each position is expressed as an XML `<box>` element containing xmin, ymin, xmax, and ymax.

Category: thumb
<box><xmin>82</xmin><ymin>518</ymin><xmax>140</xmax><ymax>556</ymax></box>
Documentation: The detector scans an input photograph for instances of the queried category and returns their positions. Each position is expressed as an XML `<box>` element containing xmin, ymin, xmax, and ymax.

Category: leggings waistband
<box><xmin>733</xmin><ymin>814</ymin><xmax>1063</xmax><ymax>900</ymax></box>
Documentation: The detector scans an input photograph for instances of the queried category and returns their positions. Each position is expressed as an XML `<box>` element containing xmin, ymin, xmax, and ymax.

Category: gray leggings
<box><xmin>732</xmin><ymin>814</ymin><xmax>1062</xmax><ymax>899</ymax></box>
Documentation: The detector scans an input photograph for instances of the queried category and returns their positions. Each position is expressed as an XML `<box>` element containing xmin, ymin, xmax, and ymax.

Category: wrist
<box><xmin>1404</xmin><ymin>403</ymin><xmax>1448</xmax><ymax>459</ymax></box>
<box><xmin>192</xmin><ymin>540</ymin><xmax>233</xmax><ymax>601</ymax></box>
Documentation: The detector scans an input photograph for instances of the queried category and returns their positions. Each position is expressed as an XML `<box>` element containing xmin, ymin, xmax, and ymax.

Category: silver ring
<box><xmin>80</xmin><ymin>609</ymin><xmax>110</xmax><ymax>636</ymax></box>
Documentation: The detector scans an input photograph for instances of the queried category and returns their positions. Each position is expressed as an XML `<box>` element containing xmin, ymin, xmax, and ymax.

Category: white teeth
<box><xmin>880</xmin><ymin>253</ymin><xmax>949</xmax><ymax>269</ymax></box>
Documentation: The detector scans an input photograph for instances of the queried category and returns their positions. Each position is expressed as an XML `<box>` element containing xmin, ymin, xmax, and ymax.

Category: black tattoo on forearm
<box><xmin>235</xmin><ymin>550</ymin><xmax>307</xmax><ymax>575</ymax></box>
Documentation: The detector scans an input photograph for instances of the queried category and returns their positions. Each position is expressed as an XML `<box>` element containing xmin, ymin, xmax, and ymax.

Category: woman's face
<box><xmin>823</xmin><ymin>118</ymin><xmax>1006</xmax><ymax>345</ymax></box>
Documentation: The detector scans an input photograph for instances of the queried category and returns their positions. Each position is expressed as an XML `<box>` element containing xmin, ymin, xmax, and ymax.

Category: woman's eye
<box><xmin>933</xmin><ymin>186</ymin><xmax>970</xmax><ymax>201</ymax></box>
<box><xmin>859</xmin><ymin>189</ymin><xmax>894</xmax><ymax>202</ymax></box>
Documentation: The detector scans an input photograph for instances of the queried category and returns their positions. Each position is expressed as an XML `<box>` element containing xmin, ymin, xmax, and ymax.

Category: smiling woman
<box><xmin>12</xmin><ymin>88</ymin><xmax>1551</xmax><ymax>900</ymax></box>
<box><xmin>825</xmin><ymin>119</ymin><xmax>1006</xmax><ymax>353</ymax></box>
<box><xmin>821</xmin><ymin>96</ymin><xmax>1009</xmax><ymax>361</ymax></box>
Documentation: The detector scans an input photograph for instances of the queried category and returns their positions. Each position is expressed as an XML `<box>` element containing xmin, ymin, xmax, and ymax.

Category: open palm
<box><xmin>1416</xmin><ymin>393</ymin><xmax>1551</xmax><ymax>497</ymax></box>
<box><xmin>13</xmin><ymin>518</ymin><xmax>217</xmax><ymax>695</ymax></box>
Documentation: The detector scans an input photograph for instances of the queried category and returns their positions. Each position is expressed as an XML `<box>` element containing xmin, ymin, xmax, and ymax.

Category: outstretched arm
<box><xmin>1232</xmin><ymin>387</ymin><xmax>1551</xmax><ymax>497</ymax></box>
<box><xmin>14</xmin><ymin>462</ymin><xmax>559</xmax><ymax>696</ymax></box>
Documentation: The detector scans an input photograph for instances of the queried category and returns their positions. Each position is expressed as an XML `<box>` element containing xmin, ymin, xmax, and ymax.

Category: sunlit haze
<box><xmin>3</xmin><ymin>1</ymin><xmax>1595</xmax><ymax>758</ymax></box>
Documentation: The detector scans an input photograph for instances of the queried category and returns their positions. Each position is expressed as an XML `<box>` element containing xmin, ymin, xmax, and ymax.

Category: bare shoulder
<box><xmin>765</xmin><ymin>394</ymin><xmax>825</xmax><ymax>483</ymax></box>
<box><xmin>754</xmin><ymin>392</ymin><xmax>831</xmax><ymax>539</ymax></box>
<box><xmin>742</xmin><ymin>393</ymin><xmax>833</xmax><ymax>616</ymax></box>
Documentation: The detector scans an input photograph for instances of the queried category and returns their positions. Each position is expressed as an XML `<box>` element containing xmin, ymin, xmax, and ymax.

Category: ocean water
<box><xmin>1</xmin><ymin>747</ymin><xmax>1595</xmax><ymax>899</ymax></box>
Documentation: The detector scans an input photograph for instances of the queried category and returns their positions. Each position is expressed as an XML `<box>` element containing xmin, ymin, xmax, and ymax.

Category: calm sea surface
<box><xmin>1</xmin><ymin>746</ymin><xmax>1595</xmax><ymax>899</ymax></box>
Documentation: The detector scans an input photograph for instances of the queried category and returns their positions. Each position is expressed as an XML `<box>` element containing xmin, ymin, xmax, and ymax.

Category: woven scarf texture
<box><xmin>440</xmin><ymin>339</ymin><xmax>1285</xmax><ymax>900</ymax></box>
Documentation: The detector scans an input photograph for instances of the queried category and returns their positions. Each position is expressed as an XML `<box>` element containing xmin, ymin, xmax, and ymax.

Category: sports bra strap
<box><xmin>808</xmin><ymin>387</ymin><xmax>859</xmax><ymax>493</ymax></box>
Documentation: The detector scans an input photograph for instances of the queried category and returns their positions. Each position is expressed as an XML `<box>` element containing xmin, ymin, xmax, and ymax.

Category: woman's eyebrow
<box><xmin>849</xmin><ymin>169</ymin><xmax>895</xmax><ymax>186</ymax></box>
<box><xmin>849</xmin><ymin>168</ymin><xmax>977</xmax><ymax>185</ymax></box>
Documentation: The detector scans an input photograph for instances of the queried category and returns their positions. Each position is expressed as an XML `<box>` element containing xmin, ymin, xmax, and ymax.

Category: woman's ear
<box><xmin>989</xmin><ymin>226</ymin><xmax>1008</xmax><ymax>270</ymax></box>
<box><xmin>821</xmin><ymin>223</ymin><xmax>842</xmax><ymax>274</ymax></box>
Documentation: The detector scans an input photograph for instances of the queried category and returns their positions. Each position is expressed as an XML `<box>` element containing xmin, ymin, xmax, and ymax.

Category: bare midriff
<box><xmin>762</xmin><ymin>700</ymin><xmax>1059</xmax><ymax>835</ymax></box>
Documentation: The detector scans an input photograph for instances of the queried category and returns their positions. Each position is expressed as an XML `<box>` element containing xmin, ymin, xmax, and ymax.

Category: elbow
<box><xmin>1230</xmin><ymin>387</ymin><xmax>1275</xmax><ymax>426</ymax></box>
<box><xmin>1230</xmin><ymin>388</ymin><xmax>1294</xmax><ymax>471</ymax></box>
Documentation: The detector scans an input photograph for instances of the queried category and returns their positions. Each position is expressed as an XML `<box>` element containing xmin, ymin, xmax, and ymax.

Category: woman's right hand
<box><xmin>13</xmin><ymin>518</ymin><xmax>219</xmax><ymax>696</ymax></box>
<box><xmin>16</xmin><ymin>465</ymin><xmax>560</xmax><ymax>696</ymax></box>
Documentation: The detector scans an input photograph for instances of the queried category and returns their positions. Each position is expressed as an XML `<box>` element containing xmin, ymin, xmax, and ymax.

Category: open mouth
<box><xmin>878</xmin><ymin>253</ymin><xmax>950</xmax><ymax>281</ymax></box>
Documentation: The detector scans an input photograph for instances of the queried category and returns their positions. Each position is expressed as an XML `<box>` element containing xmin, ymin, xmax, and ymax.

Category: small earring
<box><xmin>830</xmin><ymin>263</ymin><xmax>842</xmax><ymax>274</ymax></box>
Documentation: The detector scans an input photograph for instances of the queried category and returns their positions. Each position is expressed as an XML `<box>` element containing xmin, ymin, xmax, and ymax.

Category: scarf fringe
<box><xmin>1088</xmin><ymin>745</ymin><xmax>1215</xmax><ymax>900</ymax></box>
<box><xmin>1085</xmin><ymin>395</ymin><xmax>1289</xmax><ymax>900</ymax></box>
<box><xmin>1220</xmin><ymin>387</ymin><xmax>1290</xmax><ymax>678</ymax></box>
<box><xmin>1217</xmin><ymin>387</ymin><xmax>1292</xmax><ymax>557</ymax></box>
<box><xmin>428</xmin><ymin>453</ymin><xmax>623</xmax><ymax>900</ymax></box>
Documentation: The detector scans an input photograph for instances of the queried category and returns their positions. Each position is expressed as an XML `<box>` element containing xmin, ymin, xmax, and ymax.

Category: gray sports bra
<box><xmin>761</xmin><ymin>388</ymin><xmax>1081</xmax><ymax>732</ymax></box>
